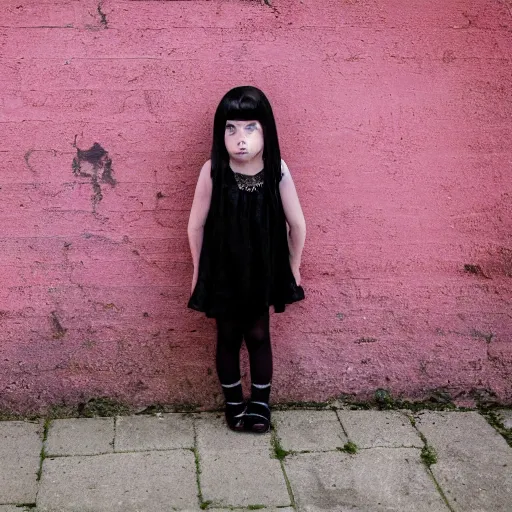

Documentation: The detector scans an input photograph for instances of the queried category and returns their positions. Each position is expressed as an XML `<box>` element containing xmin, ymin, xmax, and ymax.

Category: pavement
<box><xmin>1</xmin><ymin>407</ymin><xmax>511</xmax><ymax>512</ymax></box>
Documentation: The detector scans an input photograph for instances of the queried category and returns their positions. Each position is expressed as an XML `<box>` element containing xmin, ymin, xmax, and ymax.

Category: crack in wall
<box><xmin>50</xmin><ymin>311</ymin><xmax>67</xmax><ymax>339</ymax></box>
<box><xmin>24</xmin><ymin>149</ymin><xmax>36</xmax><ymax>174</ymax></box>
<box><xmin>97</xmin><ymin>2</ymin><xmax>108</xmax><ymax>28</ymax></box>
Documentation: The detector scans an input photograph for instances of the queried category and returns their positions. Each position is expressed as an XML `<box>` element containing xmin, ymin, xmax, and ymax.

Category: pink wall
<box><xmin>1</xmin><ymin>0</ymin><xmax>511</xmax><ymax>413</ymax></box>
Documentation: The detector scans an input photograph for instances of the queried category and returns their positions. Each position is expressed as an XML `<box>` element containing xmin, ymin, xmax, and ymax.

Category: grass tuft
<box><xmin>337</xmin><ymin>441</ymin><xmax>358</xmax><ymax>454</ymax></box>
<box><xmin>271</xmin><ymin>430</ymin><xmax>290</xmax><ymax>460</ymax></box>
<box><xmin>343</xmin><ymin>441</ymin><xmax>358</xmax><ymax>454</ymax></box>
<box><xmin>421</xmin><ymin>445</ymin><xmax>438</xmax><ymax>466</ymax></box>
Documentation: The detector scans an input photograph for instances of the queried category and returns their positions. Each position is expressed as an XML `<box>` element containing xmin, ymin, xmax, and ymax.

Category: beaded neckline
<box><xmin>232</xmin><ymin>169</ymin><xmax>264</xmax><ymax>192</ymax></box>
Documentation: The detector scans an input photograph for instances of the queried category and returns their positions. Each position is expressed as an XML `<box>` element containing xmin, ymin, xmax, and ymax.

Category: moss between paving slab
<box><xmin>191</xmin><ymin>420</ymin><xmax>213</xmax><ymax>510</ymax></box>
<box><xmin>269</xmin><ymin>430</ymin><xmax>296</xmax><ymax>509</ymax></box>
<box><xmin>271</xmin><ymin>422</ymin><xmax>359</xmax><ymax>460</ymax></box>
<box><xmin>403</xmin><ymin>413</ymin><xmax>438</xmax><ymax>467</ymax></box>
<box><xmin>36</xmin><ymin>418</ymin><xmax>51</xmax><ymax>481</ymax></box>
<box><xmin>271</xmin><ymin>429</ymin><xmax>290</xmax><ymax>461</ymax></box>
<box><xmin>402</xmin><ymin>412</ymin><xmax>457</xmax><ymax>512</ymax></box>
<box><xmin>192</xmin><ymin>444</ymin><xmax>208</xmax><ymax>509</ymax></box>
<box><xmin>342</xmin><ymin>389</ymin><xmax>461</xmax><ymax>412</ymax></box>
<box><xmin>479</xmin><ymin>409</ymin><xmax>512</xmax><ymax>448</ymax></box>
<box><xmin>274</xmin><ymin>388</ymin><xmax>466</xmax><ymax>413</ymax></box>
<box><xmin>425</xmin><ymin>465</ymin><xmax>455</xmax><ymax>512</ymax></box>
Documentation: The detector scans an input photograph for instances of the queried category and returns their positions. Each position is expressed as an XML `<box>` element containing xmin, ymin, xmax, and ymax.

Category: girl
<box><xmin>187</xmin><ymin>86</ymin><xmax>306</xmax><ymax>433</ymax></box>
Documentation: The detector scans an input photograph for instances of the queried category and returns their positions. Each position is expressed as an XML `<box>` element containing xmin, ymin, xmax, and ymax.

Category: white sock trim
<box><xmin>221</xmin><ymin>380</ymin><xmax>241</xmax><ymax>388</ymax></box>
<box><xmin>252</xmin><ymin>382</ymin><xmax>271</xmax><ymax>389</ymax></box>
<box><xmin>226</xmin><ymin>401</ymin><xmax>244</xmax><ymax>406</ymax></box>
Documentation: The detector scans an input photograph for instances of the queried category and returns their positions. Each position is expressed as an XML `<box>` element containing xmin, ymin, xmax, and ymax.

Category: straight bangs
<box><xmin>221</xmin><ymin>95</ymin><xmax>265</xmax><ymax>123</ymax></box>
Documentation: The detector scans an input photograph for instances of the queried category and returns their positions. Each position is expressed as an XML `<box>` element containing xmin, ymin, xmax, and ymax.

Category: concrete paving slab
<box><xmin>37</xmin><ymin>450</ymin><xmax>198</xmax><ymax>512</ymax></box>
<box><xmin>200</xmin><ymin>451</ymin><xmax>290</xmax><ymax>508</ymax></box>
<box><xmin>0</xmin><ymin>421</ymin><xmax>41</xmax><ymax>504</ymax></box>
<box><xmin>414</xmin><ymin>411</ymin><xmax>512</xmax><ymax>512</ymax></box>
<box><xmin>497</xmin><ymin>409</ymin><xmax>512</xmax><ymax>429</ymax></box>
<box><xmin>337</xmin><ymin>410</ymin><xmax>423</xmax><ymax>448</ymax></box>
<box><xmin>45</xmin><ymin>418</ymin><xmax>114</xmax><ymax>456</ymax></box>
<box><xmin>272</xmin><ymin>410</ymin><xmax>347</xmax><ymax>452</ymax></box>
<box><xmin>115</xmin><ymin>413</ymin><xmax>194</xmax><ymax>452</ymax></box>
<box><xmin>195</xmin><ymin>413</ymin><xmax>271</xmax><ymax>454</ymax></box>
<box><xmin>284</xmin><ymin>449</ymin><xmax>449</xmax><ymax>512</ymax></box>
<box><xmin>0</xmin><ymin>507</ymin><xmax>32</xmax><ymax>512</ymax></box>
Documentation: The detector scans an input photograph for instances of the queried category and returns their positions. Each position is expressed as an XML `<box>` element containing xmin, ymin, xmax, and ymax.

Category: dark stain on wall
<box><xmin>51</xmin><ymin>311</ymin><xmax>67</xmax><ymax>339</ymax></box>
<box><xmin>72</xmin><ymin>142</ymin><xmax>116</xmax><ymax>211</ymax></box>
<box><xmin>97</xmin><ymin>3</ymin><xmax>108</xmax><ymax>28</ymax></box>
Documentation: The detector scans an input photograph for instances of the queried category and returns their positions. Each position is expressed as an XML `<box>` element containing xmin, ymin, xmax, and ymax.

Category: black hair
<box><xmin>210</xmin><ymin>86</ymin><xmax>282</xmax><ymax>207</ymax></box>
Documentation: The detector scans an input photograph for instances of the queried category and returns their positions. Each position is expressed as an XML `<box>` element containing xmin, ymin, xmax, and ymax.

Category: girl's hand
<box><xmin>291</xmin><ymin>265</ymin><xmax>301</xmax><ymax>286</ymax></box>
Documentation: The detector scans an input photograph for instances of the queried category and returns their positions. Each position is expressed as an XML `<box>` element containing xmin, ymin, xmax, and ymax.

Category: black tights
<box><xmin>215</xmin><ymin>311</ymin><xmax>272</xmax><ymax>386</ymax></box>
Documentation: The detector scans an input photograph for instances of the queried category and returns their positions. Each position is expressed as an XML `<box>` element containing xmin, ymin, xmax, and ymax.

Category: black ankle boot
<box><xmin>244</xmin><ymin>382</ymin><xmax>271</xmax><ymax>433</ymax></box>
<box><xmin>221</xmin><ymin>380</ymin><xmax>245</xmax><ymax>432</ymax></box>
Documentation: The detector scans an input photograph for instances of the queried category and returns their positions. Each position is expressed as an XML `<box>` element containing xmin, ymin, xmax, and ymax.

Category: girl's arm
<box><xmin>187</xmin><ymin>160</ymin><xmax>213</xmax><ymax>292</ymax></box>
<box><xmin>279</xmin><ymin>160</ymin><xmax>306</xmax><ymax>285</ymax></box>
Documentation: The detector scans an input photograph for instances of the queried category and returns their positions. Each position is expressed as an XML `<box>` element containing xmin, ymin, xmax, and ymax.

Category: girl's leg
<box><xmin>243</xmin><ymin>311</ymin><xmax>272</xmax><ymax>433</ymax></box>
<box><xmin>216</xmin><ymin>316</ymin><xmax>245</xmax><ymax>430</ymax></box>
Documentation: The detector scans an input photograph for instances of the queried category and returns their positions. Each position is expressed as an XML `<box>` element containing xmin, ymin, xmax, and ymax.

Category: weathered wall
<box><xmin>1</xmin><ymin>0</ymin><xmax>511</xmax><ymax>413</ymax></box>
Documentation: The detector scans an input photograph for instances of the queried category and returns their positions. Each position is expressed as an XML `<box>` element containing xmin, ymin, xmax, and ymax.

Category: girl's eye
<box><xmin>226</xmin><ymin>125</ymin><xmax>235</xmax><ymax>134</ymax></box>
<box><xmin>245</xmin><ymin>125</ymin><xmax>256</xmax><ymax>132</ymax></box>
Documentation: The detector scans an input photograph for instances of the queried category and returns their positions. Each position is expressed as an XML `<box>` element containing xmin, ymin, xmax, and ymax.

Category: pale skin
<box><xmin>187</xmin><ymin>120</ymin><xmax>306</xmax><ymax>293</ymax></box>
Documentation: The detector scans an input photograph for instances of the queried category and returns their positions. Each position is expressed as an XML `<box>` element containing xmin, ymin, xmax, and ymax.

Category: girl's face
<box><xmin>224</xmin><ymin>120</ymin><xmax>264</xmax><ymax>164</ymax></box>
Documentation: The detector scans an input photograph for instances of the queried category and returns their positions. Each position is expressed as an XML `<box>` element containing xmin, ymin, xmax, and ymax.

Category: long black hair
<box><xmin>210</xmin><ymin>86</ymin><xmax>282</xmax><ymax>209</ymax></box>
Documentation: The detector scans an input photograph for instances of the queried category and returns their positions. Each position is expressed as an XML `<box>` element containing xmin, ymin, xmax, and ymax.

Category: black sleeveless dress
<box><xmin>188</xmin><ymin>166</ymin><xmax>304</xmax><ymax>319</ymax></box>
